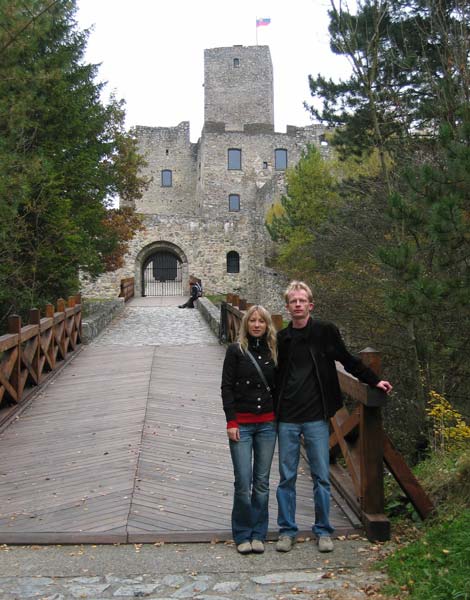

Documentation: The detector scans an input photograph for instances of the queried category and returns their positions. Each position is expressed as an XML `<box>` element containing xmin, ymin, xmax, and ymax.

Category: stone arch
<box><xmin>135</xmin><ymin>241</ymin><xmax>189</xmax><ymax>297</ymax></box>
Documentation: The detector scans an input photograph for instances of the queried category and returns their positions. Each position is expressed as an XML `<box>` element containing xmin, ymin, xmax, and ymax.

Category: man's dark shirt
<box><xmin>278</xmin><ymin>325</ymin><xmax>324</xmax><ymax>423</ymax></box>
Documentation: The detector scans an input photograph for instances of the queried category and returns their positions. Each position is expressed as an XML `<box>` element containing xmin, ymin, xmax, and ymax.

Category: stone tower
<box><xmin>82</xmin><ymin>45</ymin><xmax>326</xmax><ymax>314</ymax></box>
<box><xmin>204</xmin><ymin>46</ymin><xmax>274</xmax><ymax>129</ymax></box>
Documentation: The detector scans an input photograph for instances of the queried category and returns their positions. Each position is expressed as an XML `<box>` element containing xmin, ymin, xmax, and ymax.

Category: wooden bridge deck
<box><xmin>0</xmin><ymin>308</ymin><xmax>361</xmax><ymax>544</ymax></box>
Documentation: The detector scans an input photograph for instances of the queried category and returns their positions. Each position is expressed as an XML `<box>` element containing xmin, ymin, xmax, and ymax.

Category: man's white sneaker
<box><xmin>236</xmin><ymin>540</ymin><xmax>252</xmax><ymax>554</ymax></box>
<box><xmin>251</xmin><ymin>539</ymin><xmax>265</xmax><ymax>553</ymax></box>
<box><xmin>318</xmin><ymin>536</ymin><xmax>334</xmax><ymax>552</ymax></box>
<box><xmin>276</xmin><ymin>536</ymin><xmax>296</xmax><ymax>552</ymax></box>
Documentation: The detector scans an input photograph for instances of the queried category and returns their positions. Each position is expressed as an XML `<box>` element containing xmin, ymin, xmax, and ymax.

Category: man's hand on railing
<box><xmin>376</xmin><ymin>380</ymin><xmax>393</xmax><ymax>394</ymax></box>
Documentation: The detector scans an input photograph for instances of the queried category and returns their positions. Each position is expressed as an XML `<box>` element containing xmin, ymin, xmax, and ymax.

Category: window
<box><xmin>263</xmin><ymin>161</ymin><xmax>268</xmax><ymax>169</ymax></box>
<box><xmin>161</xmin><ymin>169</ymin><xmax>172</xmax><ymax>187</ymax></box>
<box><xmin>227</xmin><ymin>251</ymin><xmax>240</xmax><ymax>273</ymax></box>
<box><xmin>275</xmin><ymin>148</ymin><xmax>288</xmax><ymax>170</ymax></box>
<box><xmin>229</xmin><ymin>194</ymin><xmax>240</xmax><ymax>212</ymax></box>
<box><xmin>228</xmin><ymin>148</ymin><xmax>241</xmax><ymax>170</ymax></box>
<box><xmin>233</xmin><ymin>58</ymin><xmax>240</xmax><ymax>68</ymax></box>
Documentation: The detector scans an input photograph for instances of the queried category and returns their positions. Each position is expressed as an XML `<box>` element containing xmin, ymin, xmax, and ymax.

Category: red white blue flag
<box><xmin>256</xmin><ymin>17</ymin><xmax>271</xmax><ymax>27</ymax></box>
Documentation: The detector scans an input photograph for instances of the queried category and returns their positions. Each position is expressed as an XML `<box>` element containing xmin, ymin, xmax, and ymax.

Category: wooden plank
<box><xmin>383</xmin><ymin>434</ymin><xmax>434</xmax><ymax>519</ymax></box>
<box><xmin>0</xmin><ymin>331</ymin><xmax>362</xmax><ymax>543</ymax></box>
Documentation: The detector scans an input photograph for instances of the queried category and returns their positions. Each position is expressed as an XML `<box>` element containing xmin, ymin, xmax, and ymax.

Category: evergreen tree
<box><xmin>0</xmin><ymin>0</ymin><xmax>148</xmax><ymax>325</ymax></box>
<box><xmin>268</xmin><ymin>0</ymin><xmax>470</xmax><ymax>449</ymax></box>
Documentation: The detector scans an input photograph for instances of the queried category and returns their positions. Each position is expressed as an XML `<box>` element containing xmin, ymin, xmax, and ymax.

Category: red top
<box><xmin>227</xmin><ymin>411</ymin><xmax>275</xmax><ymax>429</ymax></box>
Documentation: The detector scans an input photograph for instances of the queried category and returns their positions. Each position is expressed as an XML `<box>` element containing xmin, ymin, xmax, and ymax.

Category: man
<box><xmin>178</xmin><ymin>276</ymin><xmax>202</xmax><ymax>309</ymax></box>
<box><xmin>275</xmin><ymin>281</ymin><xmax>392</xmax><ymax>553</ymax></box>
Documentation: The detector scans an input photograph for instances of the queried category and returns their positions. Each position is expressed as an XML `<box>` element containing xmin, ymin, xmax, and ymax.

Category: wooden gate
<box><xmin>142</xmin><ymin>252</ymin><xmax>183</xmax><ymax>296</ymax></box>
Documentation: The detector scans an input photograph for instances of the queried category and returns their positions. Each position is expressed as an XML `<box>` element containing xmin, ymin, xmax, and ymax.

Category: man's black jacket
<box><xmin>275</xmin><ymin>317</ymin><xmax>380</xmax><ymax>420</ymax></box>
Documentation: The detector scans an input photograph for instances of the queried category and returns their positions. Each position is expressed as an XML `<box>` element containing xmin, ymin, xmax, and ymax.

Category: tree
<box><xmin>269</xmin><ymin>0</ymin><xmax>470</xmax><ymax>452</ymax></box>
<box><xmin>0</xmin><ymin>0</ymin><xmax>148</xmax><ymax>326</ymax></box>
<box><xmin>266</xmin><ymin>145</ymin><xmax>340</xmax><ymax>276</ymax></box>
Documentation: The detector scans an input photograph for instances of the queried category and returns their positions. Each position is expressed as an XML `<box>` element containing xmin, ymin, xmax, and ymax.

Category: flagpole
<box><xmin>255</xmin><ymin>17</ymin><xmax>258</xmax><ymax>45</ymax></box>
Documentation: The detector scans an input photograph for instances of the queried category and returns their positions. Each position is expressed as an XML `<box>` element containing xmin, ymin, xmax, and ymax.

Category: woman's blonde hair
<box><xmin>238</xmin><ymin>305</ymin><xmax>277</xmax><ymax>365</ymax></box>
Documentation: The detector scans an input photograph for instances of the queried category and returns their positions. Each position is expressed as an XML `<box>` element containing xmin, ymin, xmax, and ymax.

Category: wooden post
<box><xmin>232</xmin><ymin>294</ymin><xmax>240</xmax><ymax>307</ymax></box>
<box><xmin>358</xmin><ymin>348</ymin><xmax>389</xmax><ymax>541</ymax></box>
<box><xmin>45</xmin><ymin>303</ymin><xmax>56</xmax><ymax>370</ymax></box>
<box><xmin>56</xmin><ymin>298</ymin><xmax>67</xmax><ymax>357</ymax></box>
<box><xmin>74</xmin><ymin>294</ymin><xmax>83</xmax><ymax>340</ymax></box>
<box><xmin>272</xmin><ymin>314</ymin><xmax>283</xmax><ymax>331</ymax></box>
<box><xmin>8</xmin><ymin>315</ymin><xmax>22</xmax><ymax>404</ymax></box>
<box><xmin>29</xmin><ymin>308</ymin><xmax>41</xmax><ymax>385</ymax></box>
<box><xmin>359</xmin><ymin>347</ymin><xmax>382</xmax><ymax>377</ymax></box>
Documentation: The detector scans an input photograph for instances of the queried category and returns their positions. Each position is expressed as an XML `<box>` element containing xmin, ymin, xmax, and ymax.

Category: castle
<box><xmin>83</xmin><ymin>45</ymin><xmax>326</xmax><ymax>313</ymax></box>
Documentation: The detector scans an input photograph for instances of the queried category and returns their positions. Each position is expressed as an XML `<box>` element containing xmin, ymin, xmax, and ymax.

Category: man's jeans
<box><xmin>276</xmin><ymin>420</ymin><xmax>334</xmax><ymax>538</ymax></box>
<box><xmin>229</xmin><ymin>421</ymin><xmax>277</xmax><ymax>544</ymax></box>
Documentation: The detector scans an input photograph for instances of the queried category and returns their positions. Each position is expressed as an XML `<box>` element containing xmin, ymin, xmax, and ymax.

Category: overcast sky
<box><xmin>76</xmin><ymin>0</ymin><xmax>353</xmax><ymax>142</ymax></box>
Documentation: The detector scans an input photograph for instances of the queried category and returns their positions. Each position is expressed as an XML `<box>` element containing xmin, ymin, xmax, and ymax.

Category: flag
<box><xmin>256</xmin><ymin>17</ymin><xmax>271</xmax><ymax>27</ymax></box>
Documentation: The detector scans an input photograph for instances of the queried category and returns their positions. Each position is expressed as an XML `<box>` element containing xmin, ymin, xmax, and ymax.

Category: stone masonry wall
<box><xmin>82</xmin><ymin>45</ymin><xmax>328</xmax><ymax>309</ymax></box>
<box><xmin>204</xmin><ymin>46</ymin><xmax>274</xmax><ymax>129</ymax></box>
<box><xmin>133</xmin><ymin>122</ymin><xmax>198</xmax><ymax>216</ymax></box>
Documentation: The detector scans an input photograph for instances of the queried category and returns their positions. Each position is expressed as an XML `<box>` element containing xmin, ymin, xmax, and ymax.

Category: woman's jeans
<box><xmin>276</xmin><ymin>420</ymin><xmax>334</xmax><ymax>538</ymax></box>
<box><xmin>229</xmin><ymin>421</ymin><xmax>277</xmax><ymax>544</ymax></box>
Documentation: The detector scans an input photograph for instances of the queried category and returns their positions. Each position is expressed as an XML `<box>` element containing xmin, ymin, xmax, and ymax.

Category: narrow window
<box><xmin>229</xmin><ymin>194</ymin><xmax>240</xmax><ymax>212</ymax></box>
<box><xmin>275</xmin><ymin>148</ymin><xmax>288</xmax><ymax>170</ymax></box>
<box><xmin>263</xmin><ymin>161</ymin><xmax>268</xmax><ymax>169</ymax></box>
<box><xmin>228</xmin><ymin>148</ymin><xmax>242</xmax><ymax>170</ymax></box>
<box><xmin>227</xmin><ymin>251</ymin><xmax>240</xmax><ymax>273</ymax></box>
<box><xmin>161</xmin><ymin>169</ymin><xmax>172</xmax><ymax>187</ymax></box>
<box><xmin>233</xmin><ymin>58</ymin><xmax>240</xmax><ymax>68</ymax></box>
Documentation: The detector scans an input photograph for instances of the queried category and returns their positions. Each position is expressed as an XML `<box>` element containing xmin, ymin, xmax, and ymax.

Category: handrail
<box><xmin>220</xmin><ymin>294</ymin><xmax>434</xmax><ymax>541</ymax></box>
<box><xmin>119</xmin><ymin>277</ymin><xmax>135</xmax><ymax>302</ymax></box>
<box><xmin>0</xmin><ymin>295</ymin><xmax>82</xmax><ymax>426</ymax></box>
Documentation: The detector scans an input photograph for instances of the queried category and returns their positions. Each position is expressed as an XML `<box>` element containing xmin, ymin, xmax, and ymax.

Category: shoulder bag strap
<box><xmin>245</xmin><ymin>349</ymin><xmax>271</xmax><ymax>393</ymax></box>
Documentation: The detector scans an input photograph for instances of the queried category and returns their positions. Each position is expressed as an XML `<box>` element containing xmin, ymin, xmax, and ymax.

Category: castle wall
<box><xmin>82</xmin><ymin>45</ymin><xmax>328</xmax><ymax>310</ymax></box>
<box><xmin>132</xmin><ymin>121</ymin><xmax>198</xmax><ymax>216</ymax></box>
<box><xmin>204</xmin><ymin>46</ymin><xmax>274</xmax><ymax>129</ymax></box>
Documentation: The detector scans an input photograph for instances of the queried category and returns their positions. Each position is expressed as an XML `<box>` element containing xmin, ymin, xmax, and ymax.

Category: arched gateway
<box><xmin>138</xmin><ymin>242</ymin><xmax>187</xmax><ymax>297</ymax></box>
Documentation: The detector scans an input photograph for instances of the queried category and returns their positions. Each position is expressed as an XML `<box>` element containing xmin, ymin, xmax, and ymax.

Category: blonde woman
<box><xmin>221</xmin><ymin>305</ymin><xmax>278</xmax><ymax>554</ymax></box>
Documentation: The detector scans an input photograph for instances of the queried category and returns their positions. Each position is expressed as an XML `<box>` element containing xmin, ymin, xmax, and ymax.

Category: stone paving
<box><xmin>92</xmin><ymin>297</ymin><xmax>217</xmax><ymax>347</ymax></box>
<box><xmin>0</xmin><ymin>538</ymin><xmax>391</xmax><ymax>599</ymax></box>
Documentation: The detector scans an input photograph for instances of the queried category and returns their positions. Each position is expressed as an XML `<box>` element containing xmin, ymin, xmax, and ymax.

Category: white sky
<box><xmin>76</xmin><ymin>0</ymin><xmax>353</xmax><ymax>142</ymax></box>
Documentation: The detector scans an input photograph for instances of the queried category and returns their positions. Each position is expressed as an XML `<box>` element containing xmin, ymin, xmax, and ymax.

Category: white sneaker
<box><xmin>251</xmin><ymin>539</ymin><xmax>265</xmax><ymax>553</ymax></box>
<box><xmin>318</xmin><ymin>535</ymin><xmax>334</xmax><ymax>552</ymax></box>
<box><xmin>236</xmin><ymin>540</ymin><xmax>252</xmax><ymax>554</ymax></box>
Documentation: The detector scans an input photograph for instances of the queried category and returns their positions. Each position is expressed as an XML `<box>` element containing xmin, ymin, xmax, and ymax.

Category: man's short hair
<box><xmin>284</xmin><ymin>281</ymin><xmax>313</xmax><ymax>303</ymax></box>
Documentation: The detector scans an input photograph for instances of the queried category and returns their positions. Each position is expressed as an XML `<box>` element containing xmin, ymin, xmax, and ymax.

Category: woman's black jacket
<box><xmin>275</xmin><ymin>318</ymin><xmax>380</xmax><ymax>420</ymax></box>
<box><xmin>221</xmin><ymin>337</ymin><xmax>275</xmax><ymax>423</ymax></box>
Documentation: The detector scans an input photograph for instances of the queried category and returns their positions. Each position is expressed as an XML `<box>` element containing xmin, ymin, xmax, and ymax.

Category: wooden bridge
<box><xmin>0</xmin><ymin>292</ymin><xmax>433</xmax><ymax>545</ymax></box>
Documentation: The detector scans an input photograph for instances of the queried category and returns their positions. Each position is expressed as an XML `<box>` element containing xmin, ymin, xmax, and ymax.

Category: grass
<box><xmin>379</xmin><ymin>447</ymin><xmax>470</xmax><ymax>599</ymax></box>
<box><xmin>205</xmin><ymin>293</ymin><xmax>226</xmax><ymax>307</ymax></box>
<box><xmin>381</xmin><ymin>509</ymin><xmax>470</xmax><ymax>599</ymax></box>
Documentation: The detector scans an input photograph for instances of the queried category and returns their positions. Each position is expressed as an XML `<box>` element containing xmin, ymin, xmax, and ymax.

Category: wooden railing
<box><xmin>219</xmin><ymin>293</ymin><xmax>284</xmax><ymax>342</ymax></box>
<box><xmin>220</xmin><ymin>294</ymin><xmax>434</xmax><ymax>541</ymax></box>
<box><xmin>0</xmin><ymin>295</ymin><xmax>82</xmax><ymax>425</ymax></box>
<box><xmin>119</xmin><ymin>277</ymin><xmax>135</xmax><ymax>302</ymax></box>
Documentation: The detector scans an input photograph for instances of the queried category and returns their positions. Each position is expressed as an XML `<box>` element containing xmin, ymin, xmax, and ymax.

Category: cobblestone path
<box><xmin>92</xmin><ymin>298</ymin><xmax>216</xmax><ymax>347</ymax></box>
<box><xmin>0</xmin><ymin>538</ymin><xmax>391</xmax><ymax>599</ymax></box>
